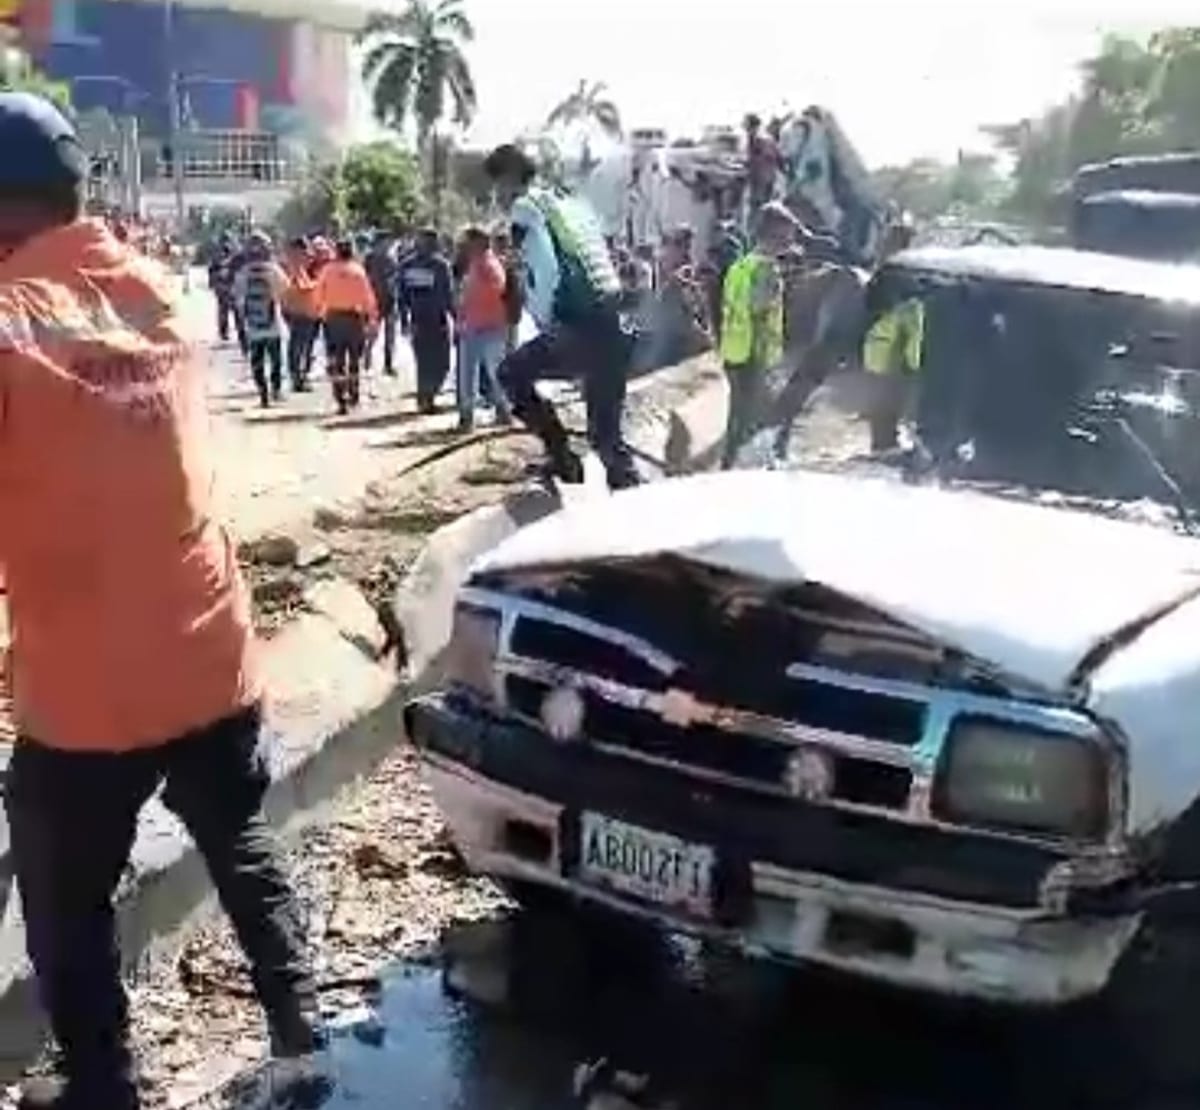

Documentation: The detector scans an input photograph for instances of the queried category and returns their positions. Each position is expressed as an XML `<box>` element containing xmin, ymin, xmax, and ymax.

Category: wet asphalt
<box><xmin>222</xmin><ymin>910</ymin><xmax>1196</xmax><ymax>1110</ymax></box>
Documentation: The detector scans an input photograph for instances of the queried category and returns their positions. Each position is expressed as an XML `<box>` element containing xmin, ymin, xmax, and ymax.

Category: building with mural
<box><xmin>4</xmin><ymin>0</ymin><xmax>365</xmax><ymax>153</ymax></box>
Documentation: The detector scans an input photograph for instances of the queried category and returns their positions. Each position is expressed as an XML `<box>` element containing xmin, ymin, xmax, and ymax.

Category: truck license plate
<box><xmin>579</xmin><ymin>813</ymin><xmax>714</xmax><ymax>917</ymax></box>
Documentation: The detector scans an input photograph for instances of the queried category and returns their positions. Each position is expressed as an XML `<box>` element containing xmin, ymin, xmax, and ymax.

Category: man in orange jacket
<box><xmin>281</xmin><ymin>236</ymin><xmax>320</xmax><ymax>391</ymax></box>
<box><xmin>315</xmin><ymin>238</ymin><xmax>378</xmax><ymax>414</ymax></box>
<box><xmin>0</xmin><ymin>94</ymin><xmax>321</xmax><ymax>1110</ymax></box>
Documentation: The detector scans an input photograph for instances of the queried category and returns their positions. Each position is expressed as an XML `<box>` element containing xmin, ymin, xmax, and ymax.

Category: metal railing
<box><xmin>142</xmin><ymin>130</ymin><xmax>306</xmax><ymax>184</ymax></box>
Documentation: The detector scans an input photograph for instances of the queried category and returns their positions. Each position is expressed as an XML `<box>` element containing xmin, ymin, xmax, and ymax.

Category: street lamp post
<box><xmin>163</xmin><ymin>0</ymin><xmax>186</xmax><ymax>237</ymax></box>
<box><xmin>162</xmin><ymin>0</ymin><xmax>189</xmax><ymax>287</ymax></box>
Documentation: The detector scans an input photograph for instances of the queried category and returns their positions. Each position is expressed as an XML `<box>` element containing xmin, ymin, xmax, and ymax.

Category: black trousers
<box><xmin>364</xmin><ymin>303</ymin><xmax>397</xmax><ymax>374</ymax></box>
<box><xmin>324</xmin><ymin>310</ymin><xmax>366</xmax><ymax>412</ymax></box>
<box><xmin>497</xmin><ymin>310</ymin><xmax>638</xmax><ymax>488</ymax></box>
<box><xmin>216</xmin><ymin>294</ymin><xmax>247</xmax><ymax>353</ymax></box>
<box><xmin>411</xmin><ymin>322</ymin><xmax>451</xmax><ymax>411</ymax></box>
<box><xmin>721</xmin><ymin>362</ymin><xmax>766</xmax><ymax>469</ymax></box>
<box><xmin>248</xmin><ymin>336</ymin><xmax>283</xmax><ymax>404</ymax></box>
<box><xmin>4</xmin><ymin>706</ymin><xmax>317</xmax><ymax>1108</ymax></box>
<box><xmin>285</xmin><ymin>314</ymin><xmax>318</xmax><ymax>390</ymax></box>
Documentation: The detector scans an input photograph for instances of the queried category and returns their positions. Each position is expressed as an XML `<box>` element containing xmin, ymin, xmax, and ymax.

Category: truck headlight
<box><xmin>935</xmin><ymin>719</ymin><xmax>1110</xmax><ymax>841</ymax></box>
<box><xmin>445</xmin><ymin>605</ymin><xmax>500</xmax><ymax>703</ymax></box>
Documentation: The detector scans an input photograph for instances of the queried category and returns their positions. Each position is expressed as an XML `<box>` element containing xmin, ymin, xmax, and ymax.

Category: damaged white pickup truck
<box><xmin>405</xmin><ymin>467</ymin><xmax>1200</xmax><ymax>1023</ymax></box>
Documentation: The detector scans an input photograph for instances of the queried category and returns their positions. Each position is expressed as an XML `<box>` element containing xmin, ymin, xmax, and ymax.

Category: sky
<box><xmin>358</xmin><ymin>0</ymin><xmax>1200</xmax><ymax>168</ymax></box>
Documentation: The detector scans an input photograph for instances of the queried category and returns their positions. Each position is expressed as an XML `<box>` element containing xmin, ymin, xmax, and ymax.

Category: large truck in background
<box><xmin>575</xmin><ymin>106</ymin><xmax>889</xmax><ymax>267</ymax></box>
<box><xmin>1070</xmin><ymin>153</ymin><xmax>1200</xmax><ymax>261</ymax></box>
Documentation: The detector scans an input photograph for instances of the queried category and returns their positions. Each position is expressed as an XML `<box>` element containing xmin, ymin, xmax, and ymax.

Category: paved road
<box><xmin>179</xmin><ymin>275</ymin><xmax>475</xmax><ymax>541</ymax></box>
<box><xmin>216</xmin><ymin>914</ymin><xmax>1168</xmax><ymax>1110</ymax></box>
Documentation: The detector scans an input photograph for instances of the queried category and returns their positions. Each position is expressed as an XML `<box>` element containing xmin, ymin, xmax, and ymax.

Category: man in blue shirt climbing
<box><xmin>484</xmin><ymin>143</ymin><xmax>639</xmax><ymax>490</ymax></box>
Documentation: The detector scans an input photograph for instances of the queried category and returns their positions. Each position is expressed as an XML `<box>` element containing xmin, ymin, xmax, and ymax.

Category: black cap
<box><xmin>0</xmin><ymin>93</ymin><xmax>86</xmax><ymax>189</ymax></box>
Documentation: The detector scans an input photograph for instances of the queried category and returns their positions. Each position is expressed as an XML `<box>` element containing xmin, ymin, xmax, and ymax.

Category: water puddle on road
<box><xmin>220</xmin><ymin>912</ymin><xmax>1158</xmax><ymax>1110</ymax></box>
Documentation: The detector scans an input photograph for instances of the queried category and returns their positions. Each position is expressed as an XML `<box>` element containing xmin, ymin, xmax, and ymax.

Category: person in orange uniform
<box><xmin>315</xmin><ymin>238</ymin><xmax>378</xmax><ymax>414</ymax></box>
<box><xmin>281</xmin><ymin>236</ymin><xmax>320</xmax><ymax>392</ymax></box>
<box><xmin>0</xmin><ymin>94</ymin><xmax>322</xmax><ymax>1110</ymax></box>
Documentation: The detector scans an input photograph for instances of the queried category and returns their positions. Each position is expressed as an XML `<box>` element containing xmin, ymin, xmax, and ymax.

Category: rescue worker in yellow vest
<box><xmin>863</xmin><ymin>295</ymin><xmax>926</xmax><ymax>452</ymax></box>
<box><xmin>861</xmin><ymin>214</ymin><xmax>923</xmax><ymax>453</ymax></box>
<box><xmin>719</xmin><ymin>201</ymin><xmax>799</xmax><ymax>468</ymax></box>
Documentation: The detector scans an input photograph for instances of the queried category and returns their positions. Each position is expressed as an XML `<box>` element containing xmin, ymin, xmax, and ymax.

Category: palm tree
<box><xmin>359</xmin><ymin>0</ymin><xmax>477</xmax><ymax>160</ymax></box>
<box><xmin>546</xmin><ymin>80</ymin><xmax>623</xmax><ymax>139</ymax></box>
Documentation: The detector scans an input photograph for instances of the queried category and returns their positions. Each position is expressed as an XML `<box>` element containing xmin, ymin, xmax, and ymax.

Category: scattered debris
<box><xmin>237</xmin><ymin>534</ymin><xmax>301</xmax><ymax>568</ymax></box>
<box><xmin>312</xmin><ymin>505</ymin><xmax>353</xmax><ymax>532</ymax></box>
<box><xmin>573</xmin><ymin>1059</ymin><xmax>681</xmax><ymax>1110</ymax></box>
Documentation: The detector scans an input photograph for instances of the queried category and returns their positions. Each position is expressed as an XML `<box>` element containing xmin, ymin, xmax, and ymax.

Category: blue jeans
<box><xmin>457</xmin><ymin>326</ymin><xmax>510</xmax><ymax>427</ymax></box>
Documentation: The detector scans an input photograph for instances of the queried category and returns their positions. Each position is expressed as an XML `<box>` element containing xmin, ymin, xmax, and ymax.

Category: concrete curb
<box><xmin>0</xmin><ymin>596</ymin><xmax>400</xmax><ymax>1071</ymax></box>
<box><xmin>0</xmin><ymin>354</ymin><xmax>728</xmax><ymax>1076</ymax></box>
<box><xmin>664</xmin><ymin>375</ymin><xmax>729</xmax><ymax>475</ymax></box>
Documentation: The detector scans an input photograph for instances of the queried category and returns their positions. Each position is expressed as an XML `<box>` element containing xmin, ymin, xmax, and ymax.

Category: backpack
<box><xmin>527</xmin><ymin>188</ymin><xmax>620</xmax><ymax>324</ymax></box>
<box><xmin>242</xmin><ymin>263</ymin><xmax>277</xmax><ymax>332</ymax></box>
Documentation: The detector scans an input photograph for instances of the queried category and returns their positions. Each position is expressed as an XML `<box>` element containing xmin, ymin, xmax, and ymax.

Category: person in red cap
<box><xmin>0</xmin><ymin>93</ymin><xmax>323</xmax><ymax>1110</ymax></box>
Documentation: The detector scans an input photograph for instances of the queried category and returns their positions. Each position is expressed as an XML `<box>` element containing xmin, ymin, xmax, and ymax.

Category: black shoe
<box><xmin>548</xmin><ymin>451</ymin><xmax>586</xmax><ymax>484</ymax></box>
<box><xmin>606</xmin><ymin>466</ymin><xmax>641</xmax><ymax>491</ymax></box>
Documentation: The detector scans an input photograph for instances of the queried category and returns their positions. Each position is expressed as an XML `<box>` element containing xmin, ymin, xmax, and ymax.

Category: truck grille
<box><xmin>509</xmin><ymin>619</ymin><xmax>666</xmax><ymax>689</ymax></box>
<box><xmin>744</xmin><ymin>676</ymin><xmax>925</xmax><ymax>746</ymax></box>
<box><xmin>505</xmin><ymin>664</ymin><xmax>916</xmax><ymax>814</ymax></box>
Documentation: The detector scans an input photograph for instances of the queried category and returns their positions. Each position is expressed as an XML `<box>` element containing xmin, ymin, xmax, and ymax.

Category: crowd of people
<box><xmin>203</xmin><ymin>177</ymin><xmax>743</xmax><ymax>442</ymax></box>
<box><xmin>206</xmin><ymin>223</ymin><xmax>525</xmax><ymax>421</ymax></box>
<box><xmin>0</xmin><ymin>84</ymin><xmax>903</xmax><ymax>1110</ymax></box>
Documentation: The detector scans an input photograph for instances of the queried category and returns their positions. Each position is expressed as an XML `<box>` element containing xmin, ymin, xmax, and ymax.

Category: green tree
<box><xmin>274</xmin><ymin>143</ymin><xmax>423</xmax><ymax>237</ymax></box>
<box><xmin>340</xmin><ymin>141</ymin><xmax>422</xmax><ymax>230</ymax></box>
<box><xmin>872</xmin><ymin>158</ymin><xmax>953</xmax><ymax>219</ymax></box>
<box><xmin>1146</xmin><ymin>28</ymin><xmax>1200</xmax><ymax>147</ymax></box>
<box><xmin>545</xmin><ymin>80</ymin><xmax>623</xmax><ymax>138</ymax></box>
<box><xmin>275</xmin><ymin>161</ymin><xmax>345</xmax><ymax>238</ymax></box>
<box><xmin>871</xmin><ymin>153</ymin><xmax>1004</xmax><ymax>220</ymax></box>
<box><xmin>359</xmin><ymin>0</ymin><xmax>477</xmax><ymax>157</ymax></box>
<box><xmin>984</xmin><ymin>102</ymin><xmax>1078</xmax><ymax>225</ymax></box>
<box><xmin>986</xmin><ymin>26</ymin><xmax>1200</xmax><ymax>225</ymax></box>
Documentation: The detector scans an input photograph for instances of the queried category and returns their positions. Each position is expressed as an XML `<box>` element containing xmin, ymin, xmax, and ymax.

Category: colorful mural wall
<box><xmin>10</xmin><ymin>0</ymin><xmax>350</xmax><ymax>146</ymax></box>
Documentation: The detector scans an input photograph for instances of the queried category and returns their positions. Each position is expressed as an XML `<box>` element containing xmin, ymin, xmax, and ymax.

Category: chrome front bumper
<box><xmin>423</xmin><ymin>753</ymin><xmax>1141</xmax><ymax>1006</ymax></box>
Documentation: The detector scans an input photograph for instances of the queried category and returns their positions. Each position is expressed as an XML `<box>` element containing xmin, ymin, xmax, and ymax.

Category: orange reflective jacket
<box><xmin>0</xmin><ymin>219</ymin><xmax>261</xmax><ymax>751</ymax></box>
<box><xmin>316</xmin><ymin>260</ymin><xmax>378</xmax><ymax>321</ymax></box>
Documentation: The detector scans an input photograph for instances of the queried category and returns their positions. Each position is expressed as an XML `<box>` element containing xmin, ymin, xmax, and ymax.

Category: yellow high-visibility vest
<box><xmin>863</xmin><ymin>298</ymin><xmax>925</xmax><ymax>375</ymax></box>
<box><xmin>720</xmin><ymin>252</ymin><xmax>784</xmax><ymax>367</ymax></box>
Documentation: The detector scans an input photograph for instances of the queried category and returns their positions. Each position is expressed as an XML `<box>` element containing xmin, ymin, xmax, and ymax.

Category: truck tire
<box><xmin>1091</xmin><ymin>915</ymin><xmax>1200</xmax><ymax>1103</ymax></box>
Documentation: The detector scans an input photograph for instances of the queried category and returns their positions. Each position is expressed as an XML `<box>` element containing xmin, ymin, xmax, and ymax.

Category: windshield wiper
<box><xmin>1113</xmin><ymin>412</ymin><xmax>1200</xmax><ymax>535</ymax></box>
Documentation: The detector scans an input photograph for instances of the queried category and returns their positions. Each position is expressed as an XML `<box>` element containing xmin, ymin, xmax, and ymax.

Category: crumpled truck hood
<box><xmin>474</xmin><ymin>470</ymin><xmax>1200</xmax><ymax>696</ymax></box>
